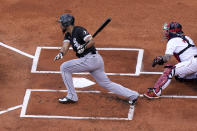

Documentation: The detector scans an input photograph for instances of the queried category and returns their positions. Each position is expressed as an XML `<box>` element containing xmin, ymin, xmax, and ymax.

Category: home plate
<box><xmin>73</xmin><ymin>77</ymin><xmax>96</xmax><ymax>88</ymax></box>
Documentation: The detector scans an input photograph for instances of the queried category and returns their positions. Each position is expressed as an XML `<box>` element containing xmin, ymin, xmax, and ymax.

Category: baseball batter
<box><xmin>54</xmin><ymin>14</ymin><xmax>139</xmax><ymax>105</ymax></box>
<box><xmin>144</xmin><ymin>22</ymin><xmax>197</xmax><ymax>99</ymax></box>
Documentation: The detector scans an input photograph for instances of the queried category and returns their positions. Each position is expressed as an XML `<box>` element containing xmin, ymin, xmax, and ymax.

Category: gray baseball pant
<box><xmin>60</xmin><ymin>52</ymin><xmax>139</xmax><ymax>101</ymax></box>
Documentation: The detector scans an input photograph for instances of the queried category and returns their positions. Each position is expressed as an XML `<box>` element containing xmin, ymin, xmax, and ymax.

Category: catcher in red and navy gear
<box><xmin>144</xmin><ymin>22</ymin><xmax>197</xmax><ymax>99</ymax></box>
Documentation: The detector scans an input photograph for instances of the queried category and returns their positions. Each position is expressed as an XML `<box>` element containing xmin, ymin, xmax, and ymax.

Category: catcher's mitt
<box><xmin>152</xmin><ymin>56</ymin><xmax>164</xmax><ymax>67</ymax></box>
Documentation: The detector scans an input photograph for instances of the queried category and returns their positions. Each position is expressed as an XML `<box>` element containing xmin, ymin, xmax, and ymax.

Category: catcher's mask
<box><xmin>163</xmin><ymin>22</ymin><xmax>184</xmax><ymax>40</ymax></box>
<box><xmin>58</xmin><ymin>14</ymin><xmax>75</xmax><ymax>33</ymax></box>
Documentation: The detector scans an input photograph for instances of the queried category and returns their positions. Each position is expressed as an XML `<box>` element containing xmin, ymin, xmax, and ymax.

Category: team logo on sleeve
<box><xmin>83</xmin><ymin>30</ymin><xmax>88</xmax><ymax>35</ymax></box>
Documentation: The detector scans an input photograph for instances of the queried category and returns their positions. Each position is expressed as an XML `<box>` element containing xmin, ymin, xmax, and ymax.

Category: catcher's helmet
<box><xmin>163</xmin><ymin>22</ymin><xmax>184</xmax><ymax>40</ymax></box>
<box><xmin>58</xmin><ymin>14</ymin><xmax>75</xmax><ymax>27</ymax></box>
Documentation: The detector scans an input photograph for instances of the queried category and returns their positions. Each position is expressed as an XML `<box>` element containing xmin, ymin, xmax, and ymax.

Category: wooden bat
<box><xmin>92</xmin><ymin>17</ymin><xmax>112</xmax><ymax>38</ymax></box>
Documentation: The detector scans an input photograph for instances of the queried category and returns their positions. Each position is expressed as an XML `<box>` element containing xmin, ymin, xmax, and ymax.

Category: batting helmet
<box><xmin>163</xmin><ymin>22</ymin><xmax>184</xmax><ymax>40</ymax></box>
<box><xmin>58</xmin><ymin>14</ymin><xmax>75</xmax><ymax>27</ymax></box>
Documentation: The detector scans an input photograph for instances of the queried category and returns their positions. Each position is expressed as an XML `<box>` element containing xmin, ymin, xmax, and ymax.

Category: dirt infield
<box><xmin>1</xmin><ymin>0</ymin><xmax>197</xmax><ymax>130</ymax></box>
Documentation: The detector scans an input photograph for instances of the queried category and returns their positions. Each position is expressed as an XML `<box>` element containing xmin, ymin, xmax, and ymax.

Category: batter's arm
<box><xmin>60</xmin><ymin>40</ymin><xmax>71</xmax><ymax>55</ymax></box>
<box><xmin>54</xmin><ymin>40</ymin><xmax>71</xmax><ymax>61</ymax></box>
<box><xmin>84</xmin><ymin>35</ymin><xmax>95</xmax><ymax>49</ymax></box>
<box><xmin>77</xmin><ymin>36</ymin><xmax>95</xmax><ymax>54</ymax></box>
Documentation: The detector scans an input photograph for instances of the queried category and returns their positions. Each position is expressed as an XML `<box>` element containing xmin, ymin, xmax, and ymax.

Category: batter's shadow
<box><xmin>100</xmin><ymin>93</ymin><xmax>131</xmax><ymax>105</ymax></box>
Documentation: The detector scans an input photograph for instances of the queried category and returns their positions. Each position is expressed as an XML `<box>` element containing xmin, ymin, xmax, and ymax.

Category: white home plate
<box><xmin>73</xmin><ymin>77</ymin><xmax>96</xmax><ymax>88</ymax></box>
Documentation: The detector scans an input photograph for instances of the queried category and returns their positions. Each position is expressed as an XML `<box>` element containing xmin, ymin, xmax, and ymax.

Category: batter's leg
<box><xmin>59</xmin><ymin>53</ymin><xmax>104</xmax><ymax>102</ymax></box>
<box><xmin>90</xmin><ymin>55</ymin><xmax>139</xmax><ymax>101</ymax></box>
<box><xmin>91</xmin><ymin>69</ymin><xmax>139</xmax><ymax>100</ymax></box>
<box><xmin>60</xmin><ymin>58</ymin><xmax>91</xmax><ymax>101</ymax></box>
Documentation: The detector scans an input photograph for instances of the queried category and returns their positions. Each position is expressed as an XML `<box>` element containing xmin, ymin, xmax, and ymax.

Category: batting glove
<box><xmin>54</xmin><ymin>52</ymin><xmax>63</xmax><ymax>61</ymax></box>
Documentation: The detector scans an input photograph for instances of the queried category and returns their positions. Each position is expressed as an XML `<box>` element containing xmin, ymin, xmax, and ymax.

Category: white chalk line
<box><xmin>1</xmin><ymin>43</ymin><xmax>187</xmax><ymax>119</ymax></box>
<box><xmin>21</xmin><ymin>115</ymin><xmax>130</xmax><ymax>120</ymax></box>
<box><xmin>31</xmin><ymin>71</ymin><xmax>143</xmax><ymax>76</ymax></box>
<box><xmin>135</xmin><ymin>49</ymin><xmax>144</xmax><ymax>75</ymax></box>
<box><xmin>20</xmin><ymin>89</ymin><xmax>31</xmax><ymax>117</ymax></box>
<box><xmin>0</xmin><ymin>42</ymin><xmax>34</xmax><ymax>59</ymax></box>
<box><xmin>0</xmin><ymin>105</ymin><xmax>22</xmax><ymax>115</ymax></box>
<box><xmin>31</xmin><ymin>71</ymin><xmax>163</xmax><ymax>75</ymax></box>
<box><xmin>26</xmin><ymin>90</ymin><xmax>197</xmax><ymax>99</ymax></box>
<box><xmin>160</xmin><ymin>95</ymin><xmax>197</xmax><ymax>99</ymax></box>
<box><xmin>20</xmin><ymin>89</ymin><xmax>197</xmax><ymax>121</ymax></box>
<box><xmin>20</xmin><ymin>89</ymin><xmax>134</xmax><ymax>120</ymax></box>
<box><xmin>31</xmin><ymin>46</ymin><xmax>163</xmax><ymax>75</ymax></box>
<box><xmin>0</xmin><ymin>43</ymin><xmax>163</xmax><ymax>75</ymax></box>
<box><xmin>128</xmin><ymin>105</ymin><xmax>135</xmax><ymax>120</ymax></box>
<box><xmin>0</xmin><ymin>43</ymin><xmax>161</xmax><ymax>117</ymax></box>
<box><xmin>31</xmin><ymin>46</ymin><xmax>42</xmax><ymax>73</ymax></box>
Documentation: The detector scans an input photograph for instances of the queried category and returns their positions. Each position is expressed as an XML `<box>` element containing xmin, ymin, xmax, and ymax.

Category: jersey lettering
<box><xmin>73</xmin><ymin>38</ymin><xmax>80</xmax><ymax>48</ymax></box>
<box><xmin>64</xmin><ymin>26</ymin><xmax>96</xmax><ymax>58</ymax></box>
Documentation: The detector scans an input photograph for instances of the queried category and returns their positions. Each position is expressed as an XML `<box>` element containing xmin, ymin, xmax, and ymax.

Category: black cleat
<box><xmin>128</xmin><ymin>98</ymin><xmax>138</xmax><ymax>106</ymax></box>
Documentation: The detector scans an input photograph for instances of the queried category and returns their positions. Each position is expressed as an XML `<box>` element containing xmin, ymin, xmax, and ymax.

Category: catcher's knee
<box><xmin>153</xmin><ymin>65</ymin><xmax>175</xmax><ymax>93</ymax></box>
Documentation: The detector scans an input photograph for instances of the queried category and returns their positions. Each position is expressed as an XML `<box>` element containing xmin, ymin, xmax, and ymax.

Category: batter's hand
<box><xmin>77</xmin><ymin>44</ymin><xmax>86</xmax><ymax>54</ymax></box>
<box><xmin>54</xmin><ymin>52</ymin><xmax>63</xmax><ymax>61</ymax></box>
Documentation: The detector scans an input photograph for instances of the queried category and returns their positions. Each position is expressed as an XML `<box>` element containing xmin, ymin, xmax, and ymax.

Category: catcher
<box><xmin>144</xmin><ymin>22</ymin><xmax>197</xmax><ymax>99</ymax></box>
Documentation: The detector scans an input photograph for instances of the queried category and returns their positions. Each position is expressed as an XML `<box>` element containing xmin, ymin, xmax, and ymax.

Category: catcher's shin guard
<box><xmin>144</xmin><ymin>65</ymin><xmax>175</xmax><ymax>99</ymax></box>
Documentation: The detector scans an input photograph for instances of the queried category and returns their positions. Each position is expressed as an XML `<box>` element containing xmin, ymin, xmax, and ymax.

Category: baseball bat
<box><xmin>54</xmin><ymin>17</ymin><xmax>111</xmax><ymax>61</ymax></box>
<box><xmin>82</xmin><ymin>17</ymin><xmax>111</xmax><ymax>47</ymax></box>
<box><xmin>92</xmin><ymin>17</ymin><xmax>112</xmax><ymax>38</ymax></box>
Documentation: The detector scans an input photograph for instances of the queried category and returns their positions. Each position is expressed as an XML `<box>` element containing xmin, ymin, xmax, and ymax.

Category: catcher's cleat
<box><xmin>58</xmin><ymin>97</ymin><xmax>77</xmax><ymax>104</ymax></box>
<box><xmin>144</xmin><ymin>88</ymin><xmax>160</xmax><ymax>99</ymax></box>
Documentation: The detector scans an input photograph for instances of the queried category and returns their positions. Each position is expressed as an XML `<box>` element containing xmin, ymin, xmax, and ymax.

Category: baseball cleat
<box><xmin>129</xmin><ymin>96</ymin><xmax>138</xmax><ymax>106</ymax></box>
<box><xmin>144</xmin><ymin>88</ymin><xmax>160</xmax><ymax>99</ymax></box>
<box><xmin>58</xmin><ymin>97</ymin><xmax>77</xmax><ymax>104</ymax></box>
<box><xmin>129</xmin><ymin>99</ymin><xmax>138</xmax><ymax>106</ymax></box>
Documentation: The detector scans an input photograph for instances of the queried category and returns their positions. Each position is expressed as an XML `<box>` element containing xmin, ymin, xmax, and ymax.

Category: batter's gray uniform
<box><xmin>60</xmin><ymin>26</ymin><xmax>139</xmax><ymax>102</ymax></box>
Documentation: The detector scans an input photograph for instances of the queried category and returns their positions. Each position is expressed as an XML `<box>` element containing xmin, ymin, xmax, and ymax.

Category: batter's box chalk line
<box><xmin>0</xmin><ymin>42</ymin><xmax>163</xmax><ymax>75</ymax></box>
<box><xmin>20</xmin><ymin>89</ymin><xmax>135</xmax><ymax>120</ymax></box>
<box><xmin>1</xmin><ymin>42</ymin><xmax>197</xmax><ymax>118</ymax></box>
<box><xmin>31</xmin><ymin>46</ymin><xmax>163</xmax><ymax>75</ymax></box>
<box><xmin>19</xmin><ymin>89</ymin><xmax>197</xmax><ymax>120</ymax></box>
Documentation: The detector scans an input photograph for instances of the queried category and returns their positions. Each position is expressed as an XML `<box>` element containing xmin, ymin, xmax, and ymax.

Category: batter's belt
<box><xmin>78</xmin><ymin>50</ymin><xmax>97</xmax><ymax>58</ymax></box>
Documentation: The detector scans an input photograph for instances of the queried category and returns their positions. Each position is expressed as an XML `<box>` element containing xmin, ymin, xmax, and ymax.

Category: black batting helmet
<box><xmin>58</xmin><ymin>14</ymin><xmax>75</xmax><ymax>27</ymax></box>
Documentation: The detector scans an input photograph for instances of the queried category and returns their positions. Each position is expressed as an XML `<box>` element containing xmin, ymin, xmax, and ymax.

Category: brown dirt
<box><xmin>0</xmin><ymin>0</ymin><xmax>197</xmax><ymax>131</ymax></box>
